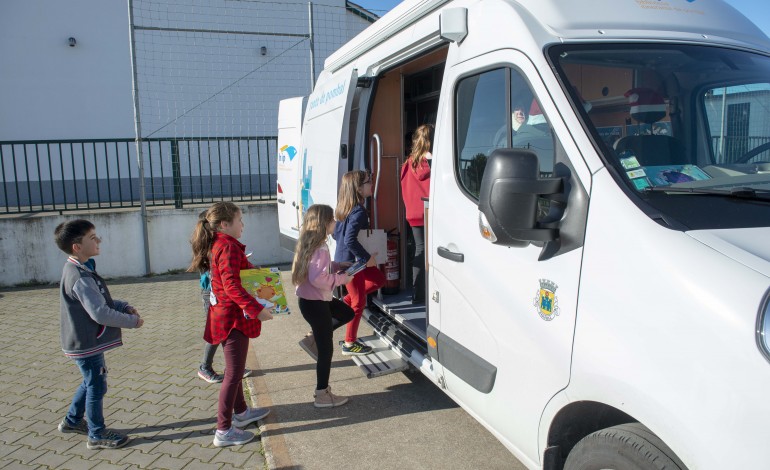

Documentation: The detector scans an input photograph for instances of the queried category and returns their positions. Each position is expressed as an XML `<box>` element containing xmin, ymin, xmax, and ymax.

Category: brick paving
<box><xmin>0</xmin><ymin>273</ymin><xmax>268</xmax><ymax>470</ymax></box>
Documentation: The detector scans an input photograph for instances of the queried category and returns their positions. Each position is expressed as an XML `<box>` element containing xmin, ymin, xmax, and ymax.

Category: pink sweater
<box><xmin>295</xmin><ymin>245</ymin><xmax>348</xmax><ymax>301</ymax></box>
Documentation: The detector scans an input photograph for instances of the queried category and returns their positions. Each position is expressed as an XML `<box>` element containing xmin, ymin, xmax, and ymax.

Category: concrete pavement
<box><xmin>0</xmin><ymin>269</ymin><xmax>525</xmax><ymax>469</ymax></box>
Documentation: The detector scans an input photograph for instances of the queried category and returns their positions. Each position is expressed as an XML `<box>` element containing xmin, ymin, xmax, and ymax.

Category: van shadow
<box><xmin>251</xmin><ymin>359</ymin><xmax>350</xmax><ymax>375</ymax></box>
<box><xmin>262</xmin><ymin>373</ymin><xmax>459</xmax><ymax>437</ymax></box>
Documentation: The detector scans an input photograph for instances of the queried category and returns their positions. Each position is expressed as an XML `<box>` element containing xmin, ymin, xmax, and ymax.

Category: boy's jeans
<box><xmin>65</xmin><ymin>353</ymin><xmax>107</xmax><ymax>439</ymax></box>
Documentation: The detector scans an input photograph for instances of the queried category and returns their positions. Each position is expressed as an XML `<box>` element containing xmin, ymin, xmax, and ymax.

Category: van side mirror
<box><xmin>478</xmin><ymin>148</ymin><xmax>563</xmax><ymax>247</ymax></box>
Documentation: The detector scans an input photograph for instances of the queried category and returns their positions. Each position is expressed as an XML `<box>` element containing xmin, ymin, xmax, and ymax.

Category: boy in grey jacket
<box><xmin>54</xmin><ymin>219</ymin><xmax>144</xmax><ymax>450</ymax></box>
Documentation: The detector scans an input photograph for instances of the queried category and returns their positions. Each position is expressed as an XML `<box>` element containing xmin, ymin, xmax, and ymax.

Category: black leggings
<box><xmin>298</xmin><ymin>297</ymin><xmax>354</xmax><ymax>390</ymax></box>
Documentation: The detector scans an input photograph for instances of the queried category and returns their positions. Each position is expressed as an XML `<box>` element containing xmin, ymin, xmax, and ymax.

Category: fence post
<box><xmin>308</xmin><ymin>1</ymin><xmax>315</xmax><ymax>90</ymax></box>
<box><xmin>171</xmin><ymin>140</ymin><xmax>183</xmax><ymax>208</ymax></box>
<box><xmin>127</xmin><ymin>0</ymin><xmax>152</xmax><ymax>275</ymax></box>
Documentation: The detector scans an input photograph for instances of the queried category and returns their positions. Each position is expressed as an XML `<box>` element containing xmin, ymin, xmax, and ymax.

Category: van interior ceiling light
<box><xmin>68</xmin><ymin>37</ymin><xmax>77</xmax><ymax>47</ymax></box>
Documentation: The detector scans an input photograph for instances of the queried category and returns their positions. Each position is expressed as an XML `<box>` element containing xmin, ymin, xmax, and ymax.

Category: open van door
<box><xmin>299</xmin><ymin>67</ymin><xmax>358</xmax><ymax>211</ymax></box>
<box><xmin>277</xmin><ymin>96</ymin><xmax>306</xmax><ymax>252</ymax></box>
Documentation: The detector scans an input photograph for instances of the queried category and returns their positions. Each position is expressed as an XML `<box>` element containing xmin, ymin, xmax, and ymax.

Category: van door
<box><xmin>430</xmin><ymin>49</ymin><xmax>586</xmax><ymax>457</ymax></box>
<box><xmin>277</xmin><ymin>96</ymin><xmax>305</xmax><ymax>251</ymax></box>
<box><xmin>300</xmin><ymin>67</ymin><xmax>359</xmax><ymax>210</ymax></box>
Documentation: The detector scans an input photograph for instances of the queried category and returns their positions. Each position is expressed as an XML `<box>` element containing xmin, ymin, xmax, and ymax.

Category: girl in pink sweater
<box><xmin>292</xmin><ymin>204</ymin><xmax>354</xmax><ymax>408</ymax></box>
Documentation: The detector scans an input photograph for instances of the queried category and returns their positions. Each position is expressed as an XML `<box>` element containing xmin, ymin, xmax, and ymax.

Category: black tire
<box><xmin>564</xmin><ymin>423</ymin><xmax>688</xmax><ymax>470</ymax></box>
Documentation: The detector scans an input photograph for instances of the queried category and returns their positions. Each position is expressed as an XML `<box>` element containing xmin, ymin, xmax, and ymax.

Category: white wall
<box><xmin>0</xmin><ymin>202</ymin><xmax>292</xmax><ymax>287</ymax></box>
<box><xmin>0</xmin><ymin>0</ymin><xmax>136</xmax><ymax>140</ymax></box>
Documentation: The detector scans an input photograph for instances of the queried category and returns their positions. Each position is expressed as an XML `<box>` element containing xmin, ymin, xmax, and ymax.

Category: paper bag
<box><xmin>357</xmin><ymin>229</ymin><xmax>387</xmax><ymax>265</ymax></box>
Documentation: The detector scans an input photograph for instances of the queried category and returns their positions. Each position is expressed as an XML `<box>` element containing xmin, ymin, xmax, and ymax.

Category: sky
<box><xmin>352</xmin><ymin>0</ymin><xmax>770</xmax><ymax>37</ymax></box>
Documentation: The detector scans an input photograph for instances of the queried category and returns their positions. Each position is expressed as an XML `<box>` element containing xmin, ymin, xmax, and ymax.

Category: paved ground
<box><xmin>0</xmin><ymin>269</ymin><xmax>525</xmax><ymax>470</ymax></box>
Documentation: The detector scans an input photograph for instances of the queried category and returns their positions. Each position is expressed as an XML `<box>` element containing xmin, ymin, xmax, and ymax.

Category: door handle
<box><xmin>437</xmin><ymin>246</ymin><xmax>464</xmax><ymax>263</ymax></box>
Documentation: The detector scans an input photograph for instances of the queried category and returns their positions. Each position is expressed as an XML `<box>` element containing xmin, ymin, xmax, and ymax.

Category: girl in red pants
<box><xmin>189</xmin><ymin>202</ymin><xmax>274</xmax><ymax>447</ymax></box>
<box><xmin>332</xmin><ymin>171</ymin><xmax>385</xmax><ymax>356</ymax></box>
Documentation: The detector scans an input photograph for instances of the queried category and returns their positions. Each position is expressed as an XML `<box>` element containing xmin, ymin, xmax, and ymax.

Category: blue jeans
<box><xmin>65</xmin><ymin>353</ymin><xmax>108</xmax><ymax>439</ymax></box>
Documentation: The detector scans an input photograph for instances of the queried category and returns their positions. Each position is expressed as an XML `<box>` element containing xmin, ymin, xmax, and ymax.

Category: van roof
<box><xmin>325</xmin><ymin>0</ymin><xmax>769</xmax><ymax>72</ymax></box>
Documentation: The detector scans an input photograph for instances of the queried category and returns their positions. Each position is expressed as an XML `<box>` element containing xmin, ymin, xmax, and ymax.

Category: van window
<box><xmin>455</xmin><ymin>68</ymin><xmax>554</xmax><ymax>199</ymax></box>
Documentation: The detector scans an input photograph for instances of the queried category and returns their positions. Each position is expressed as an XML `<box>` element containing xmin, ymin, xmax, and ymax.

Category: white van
<box><xmin>276</xmin><ymin>1</ymin><xmax>770</xmax><ymax>468</ymax></box>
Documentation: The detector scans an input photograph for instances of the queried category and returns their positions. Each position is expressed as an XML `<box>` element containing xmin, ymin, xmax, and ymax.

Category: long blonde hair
<box><xmin>292</xmin><ymin>204</ymin><xmax>335</xmax><ymax>286</ymax></box>
<box><xmin>334</xmin><ymin>170</ymin><xmax>368</xmax><ymax>221</ymax></box>
<box><xmin>409</xmin><ymin>124</ymin><xmax>434</xmax><ymax>170</ymax></box>
<box><xmin>188</xmin><ymin>202</ymin><xmax>241</xmax><ymax>273</ymax></box>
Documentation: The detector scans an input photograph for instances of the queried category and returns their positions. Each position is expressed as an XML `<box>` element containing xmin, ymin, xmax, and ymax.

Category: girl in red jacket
<box><xmin>400</xmin><ymin>124</ymin><xmax>433</xmax><ymax>303</ymax></box>
<box><xmin>190</xmin><ymin>202</ymin><xmax>274</xmax><ymax>447</ymax></box>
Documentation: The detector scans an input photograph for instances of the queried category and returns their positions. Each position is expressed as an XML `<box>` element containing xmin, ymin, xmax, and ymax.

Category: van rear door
<box><xmin>277</xmin><ymin>96</ymin><xmax>306</xmax><ymax>252</ymax></box>
<box><xmin>299</xmin><ymin>67</ymin><xmax>358</xmax><ymax>210</ymax></box>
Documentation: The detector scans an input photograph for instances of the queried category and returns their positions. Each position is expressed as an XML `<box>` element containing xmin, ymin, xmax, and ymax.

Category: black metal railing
<box><xmin>711</xmin><ymin>135</ymin><xmax>770</xmax><ymax>164</ymax></box>
<box><xmin>0</xmin><ymin>136</ymin><xmax>277</xmax><ymax>214</ymax></box>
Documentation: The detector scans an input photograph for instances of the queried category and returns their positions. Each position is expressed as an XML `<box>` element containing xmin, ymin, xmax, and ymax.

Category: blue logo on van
<box><xmin>279</xmin><ymin>145</ymin><xmax>297</xmax><ymax>164</ymax></box>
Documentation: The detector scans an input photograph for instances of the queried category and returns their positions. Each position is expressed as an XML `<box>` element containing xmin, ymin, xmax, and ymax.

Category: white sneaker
<box><xmin>213</xmin><ymin>426</ymin><xmax>255</xmax><ymax>447</ymax></box>
<box><xmin>314</xmin><ymin>386</ymin><xmax>349</xmax><ymax>408</ymax></box>
<box><xmin>232</xmin><ymin>406</ymin><xmax>270</xmax><ymax>428</ymax></box>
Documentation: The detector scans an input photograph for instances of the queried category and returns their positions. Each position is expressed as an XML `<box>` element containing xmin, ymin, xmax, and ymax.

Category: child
<box><xmin>400</xmin><ymin>124</ymin><xmax>433</xmax><ymax>303</ymax></box>
<box><xmin>190</xmin><ymin>210</ymin><xmax>251</xmax><ymax>383</ymax></box>
<box><xmin>333</xmin><ymin>170</ymin><xmax>385</xmax><ymax>356</ymax></box>
<box><xmin>54</xmin><ymin>219</ymin><xmax>144</xmax><ymax>450</ymax></box>
<box><xmin>189</xmin><ymin>202</ymin><xmax>274</xmax><ymax>447</ymax></box>
<box><xmin>293</xmin><ymin>204</ymin><xmax>355</xmax><ymax>407</ymax></box>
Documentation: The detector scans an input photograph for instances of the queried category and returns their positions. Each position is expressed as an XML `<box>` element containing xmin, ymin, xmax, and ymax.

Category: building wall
<box><xmin>0</xmin><ymin>202</ymin><xmax>291</xmax><ymax>287</ymax></box>
<box><xmin>0</xmin><ymin>0</ymin><xmax>372</xmax><ymax>142</ymax></box>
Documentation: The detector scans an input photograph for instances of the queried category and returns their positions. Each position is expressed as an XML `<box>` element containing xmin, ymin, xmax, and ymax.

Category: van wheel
<box><xmin>564</xmin><ymin>423</ymin><xmax>687</xmax><ymax>470</ymax></box>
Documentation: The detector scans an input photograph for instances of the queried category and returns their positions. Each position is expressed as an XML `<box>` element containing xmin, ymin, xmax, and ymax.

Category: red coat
<box><xmin>204</xmin><ymin>233</ymin><xmax>263</xmax><ymax>344</ymax></box>
<box><xmin>400</xmin><ymin>159</ymin><xmax>431</xmax><ymax>227</ymax></box>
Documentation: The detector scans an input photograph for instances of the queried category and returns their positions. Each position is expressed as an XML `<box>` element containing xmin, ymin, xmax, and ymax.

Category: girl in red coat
<box><xmin>189</xmin><ymin>202</ymin><xmax>274</xmax><ymax>447</ymax></box>
<box><xmin>400</xmin><ymin>124</ymin><xmax>433</xmax><ymax>303</ymax></box>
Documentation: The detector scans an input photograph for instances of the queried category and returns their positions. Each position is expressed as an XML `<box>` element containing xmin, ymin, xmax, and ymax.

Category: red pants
<box><xmin>217</xmin><ymin>328</ymin><xmax>249</xmax><ymax>431</ymax></box>
<box><xmin>343</xmin><ymin>266</ymin><xmax>385</xmax><ymax>343</ymax></box>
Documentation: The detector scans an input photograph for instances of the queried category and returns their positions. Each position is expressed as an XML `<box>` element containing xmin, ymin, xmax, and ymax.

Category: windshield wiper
<box><xmin>643</xmin><ymin>186</ymin><xmax>770</xmax><ymax>200</ymax></box>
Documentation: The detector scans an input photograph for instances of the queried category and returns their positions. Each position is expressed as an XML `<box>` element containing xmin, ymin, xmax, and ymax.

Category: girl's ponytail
<box><xmin>188</xmin><ymin>202</ymin><xmax>240</xmax><ymax>273</ymax></box>
<box><xmin>292</xmin><ymin>204</ymin><xmax>334</xmax><ymax>286</ymax></box>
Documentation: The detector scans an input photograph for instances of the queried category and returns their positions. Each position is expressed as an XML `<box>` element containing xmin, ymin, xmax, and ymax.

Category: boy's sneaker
<box><xmin>242</xmin><ymin>368</ymin><xmax>253</xmax><ymax>378</ymax></box>
<box><xmin>314</xmin><ymin>386</ymin><xmax>349</xmax><ymax>408</ymax></box>
<box><xmin>231</xmin><ymin>406</ymin><xmax>270</xmax><ymax>428</ymax></box>
<box><xmin>58</xmin><ymin>418</ymin><xmax>89</xmax><ymax>435</ymax></box>
<box><xmin>298</xmin><ymin>333</ymin><xmax>319</xmax><ymax>361</ymax></box>
<box><xmin>86</xmin><ymin>430</ymin><xmax>129</xmax><ymax>450</ymax></box>
<box><xmin>213</xmin><ymin>426</ymin><xmax>255</xmax><ymax>447</ymax></box>
<box><xmin>341</xmin><ymin>340</ymin><xmax>373</xmax><ymax>356</ymax></box>
<box><xmin>198</xmin><ymin>367</ymin><xmax>224</xmax><ymax>384</ymax></box>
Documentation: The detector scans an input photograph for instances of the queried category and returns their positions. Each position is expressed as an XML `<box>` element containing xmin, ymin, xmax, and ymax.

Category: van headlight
<box><xmin>756</xmin><ymin>292</ymin><xmax>770</xmax><ymax>364</ymax></box>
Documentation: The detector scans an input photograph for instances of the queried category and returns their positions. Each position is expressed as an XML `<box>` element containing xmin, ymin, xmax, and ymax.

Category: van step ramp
<box><xmin>341</xmin><ymin>335</ymin><xmax>408</xmax><ymax>378</ymax></box>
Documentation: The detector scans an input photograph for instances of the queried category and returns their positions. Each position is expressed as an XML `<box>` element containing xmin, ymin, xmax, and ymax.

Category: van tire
<box><xmin>563</xmin><ymin>423</ymin><xmax>687</xmax><ymax>470</ymax></box>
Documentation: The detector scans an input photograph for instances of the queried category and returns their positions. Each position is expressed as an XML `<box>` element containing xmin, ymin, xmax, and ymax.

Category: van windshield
<box><xmin>550</xmin><ymin>44</ymin><xmax>770</xmax><ymax>228</ymax></box>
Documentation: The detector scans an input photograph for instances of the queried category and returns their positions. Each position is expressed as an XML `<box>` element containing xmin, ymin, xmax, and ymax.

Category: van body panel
<box><xmin>300</xmin><ymin>66</ymin><xmax>358</xmax><ymax>211</ymax></box>
<box><xmin>687</xmin><ymin>228</ymin><xmax>770</xmax><ymax>277</ymax></box>
<box><xmin>277</xmin><ymin>96</ymin><xmax>306</xmax><ymax>249</ymax></box>
<box><xmin>572</xmin><ymin>168</ymin><xmax>770</xmax><ymax>469</ymax></box>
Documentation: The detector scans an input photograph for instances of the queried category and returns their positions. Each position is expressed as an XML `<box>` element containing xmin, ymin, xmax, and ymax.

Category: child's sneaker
<box><xmin>341</xmin><ymin>340</ymin><xmax>372</xmax><ymax>356</ymax></box>
<box><xmin>213</xmin><ymin>426</ymin><xmax>255</xmax><ymax>447</ymax></box>
<box><xmin>231</xmin><ymin>406</ymin><xmax>270</xmax><ymax>428</ymax></box>
<box><xmin>86</xmin><ymin>430</ymin><xmax>129</xmax><ymax>450</ymax></box>
<box><xmin>58</xmin><ymin>418</ymin><xmax>89</xmax><ymax>435</ymax></box>
<box><xmin>298</xmin><ymin>333</ymin><xmax>319</xmax><ymax>361</ymax></box>
<box><xmin>198</xmin><ymin>367</ymin><xmax>224</xmax><ymax>384</ymax></box>
<box><xmin>242</xmin><ymin>368</ymin><xmax>253</xmax><ymax>378</ymax></box>
<box><xmin>314</xmin><ymin>386</ymin><xmax>349</xmax><ymax>408</ymax></box>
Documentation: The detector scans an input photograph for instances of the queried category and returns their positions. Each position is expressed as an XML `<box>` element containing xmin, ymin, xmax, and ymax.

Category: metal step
<box><xmin>342</xmin><ymin>335</ymin><xmax>409</xmax><ymax>378</ymax></box>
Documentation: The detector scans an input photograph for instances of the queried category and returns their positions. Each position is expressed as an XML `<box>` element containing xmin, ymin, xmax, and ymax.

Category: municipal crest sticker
<box><xmin>533</xmin><ymin>279</ymin><xmax>560</xmax><ymax>321</ymax></box>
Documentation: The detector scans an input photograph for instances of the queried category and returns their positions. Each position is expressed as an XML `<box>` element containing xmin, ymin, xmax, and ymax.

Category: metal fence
<box><xmin>0</xmin><ymin>136</ymin><xmax>277</xmax><ymax>214</ymax></box>
<box><xmin>711</xmin><ymin>135</ymin><xmax>770</xmax><ymax>164</ymax></box>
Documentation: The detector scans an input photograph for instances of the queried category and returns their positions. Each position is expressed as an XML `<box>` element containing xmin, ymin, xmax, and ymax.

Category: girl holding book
<box><xmin>190</xmin><ymin>202</ymin><xmax>274</xmax><ymax>447</ymax></box>
<box><xmin>333</xmin><ymin>170</ymin><xmax>385</xmax><ymax>356</ymax></box>
<box><xmin>293</xmin><ymin>204</ymin><xmax>355</xmax><ymax>407</ymax></box>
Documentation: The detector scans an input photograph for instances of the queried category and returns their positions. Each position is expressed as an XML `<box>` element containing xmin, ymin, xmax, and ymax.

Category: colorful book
<box><xmin>240</xmin><ymin>267</ymin><xmax>290</xmax><ymax>315</ymax></box>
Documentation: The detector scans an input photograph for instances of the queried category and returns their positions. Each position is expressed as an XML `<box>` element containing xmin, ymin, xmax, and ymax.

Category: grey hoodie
<box><xmin>59</xmin><ymin>260</ymin><xmax>140</xmax><ymax>359</ymax></box>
